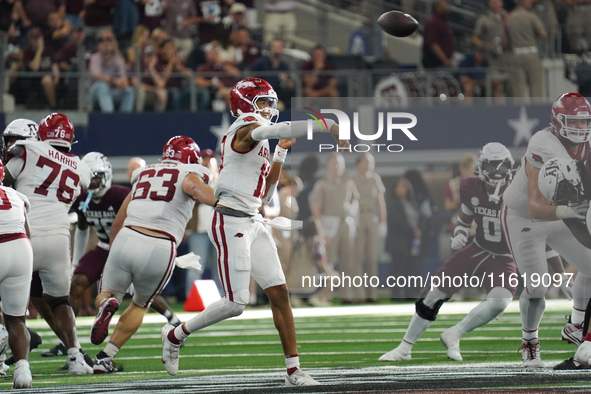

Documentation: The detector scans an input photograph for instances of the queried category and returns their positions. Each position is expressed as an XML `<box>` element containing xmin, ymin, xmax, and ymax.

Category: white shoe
<box><xmin>562</xmin><ymin>315</ymin><xmax>583</xmax><ymax>347</ymax></box>
<box><xmin>440</xmin><ymin>326</ymin><xmax>463</xmax><ymax>361</ymax></box>
<box><xmin>521</xmin><ymin>339</ymin><xmax>543</xmax><ymax>368</ymax></box>
<box><xmin>68</xmin><ymin>350</ymin><xmax>93</xmax><ymax>375</ymax></box>
<box><xmin>574</xmin><ymin>341</ymin><xmax>591</xmax><ymax>367</ymax></box>
<box><xmin>162</xmin><ymin>324</ymin><xmax>181</xmax><ymax>376</ymax></box>
<box><xmin>378</xmin><ymin>345</ymin><xmax>411</xmax><ymax>361</ymax></box>
<box><xmin>13</xmin><ymin>362</ymin><xmax>32</xmax><ymax>388</ymax></box>
<box><xmin>285</xmin><ymin>368</ymin><xmax>320</xmax><ymax>386</ymax></box>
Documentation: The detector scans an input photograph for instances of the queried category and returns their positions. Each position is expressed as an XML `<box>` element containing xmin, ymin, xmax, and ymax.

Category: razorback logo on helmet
<box><xmin>234</xmin><ymin>80</ymin><xmax>256</xmax><ymax>90</ymax></box>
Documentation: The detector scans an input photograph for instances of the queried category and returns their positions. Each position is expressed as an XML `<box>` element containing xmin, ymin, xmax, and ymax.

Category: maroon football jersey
<box><xmin>74</xmin><ymin>184</ymin><xmax>130</xmax><ymax>246</ymax></box>
<box><xmin>459</xmin><ymin>176</ymin><xmax>510</xmax><ymax>255</ymax></box>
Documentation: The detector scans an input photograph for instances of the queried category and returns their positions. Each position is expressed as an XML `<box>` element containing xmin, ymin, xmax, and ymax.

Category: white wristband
<box><xmin>273</xmin><ymin>145</ymin><xmax>288</xmax><ymax>164</ymax></box>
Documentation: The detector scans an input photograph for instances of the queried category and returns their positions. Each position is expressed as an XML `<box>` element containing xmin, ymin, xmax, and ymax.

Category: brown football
<box><xmin>377</xmin><ymin>10</ymin><xmax>419</xmax><ymax>38</ymax></box>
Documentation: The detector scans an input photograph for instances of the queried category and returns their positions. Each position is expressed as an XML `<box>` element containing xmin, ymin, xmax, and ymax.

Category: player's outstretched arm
<box><xmin>182</xmin><ymin>173</ymin><xmax>217</xmax><ymax>207</ymax></box>
<box><xmin>110</xmin><ymin>192</ymin><xmax>131</xmax><ymax>245</ymax></box>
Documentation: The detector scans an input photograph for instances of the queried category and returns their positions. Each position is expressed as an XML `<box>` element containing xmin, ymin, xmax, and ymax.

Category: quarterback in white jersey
<box><xmin>501</xmin><ymin>93</ymin><xmax>591</xmax><ymax>367</ymax></box>
<box><xmin>161</xmin><ymin>78</ymin><xmax>345</xmax><ymax>386</ymax></box>
<box><xmin>3</xmin><ymin>113</ymin><xmax>93</xmax><ymax>375</ymax></box>
<box><xmin>0</xmin><ymin>160</ymin><xmax>34</xmax><ymax>388</ymax></box>
<box><xmin>90</xmin><ymin>136</ymin><xmax>216</xmax><ymax>374</ymax></box>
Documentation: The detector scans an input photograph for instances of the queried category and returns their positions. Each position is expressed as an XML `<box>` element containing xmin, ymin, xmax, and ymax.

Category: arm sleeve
<box><xmin>250</xmin><ymin>119</ymin><xmax>335</xmax><ymax>141</ymax></box>
<box><xmin>5</xmin><ymin>156</ymin><xmax>25</xmax><ymax>179</ymax></box>
<box><xmin>72</xmin><ymin>226</ymin><xmax>89</xmax><ymax>267</ymax></box>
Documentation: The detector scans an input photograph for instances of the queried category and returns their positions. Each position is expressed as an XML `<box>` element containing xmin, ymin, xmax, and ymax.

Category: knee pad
<box><xmin>47</xmin><ymin>297</ymin><xmax>71</xmax><ymax>312</ymax></box>
<box><xmin>415</xmin><ymin>298</ymin><xmax>448</xmax><ymax>321</ymax></box>
<box><xmin>220</xmin><ymin>299</ymin><xmax>246</xmax><ymax>319</ymax></box>
<box><xmin>487</xmin><ymin>287</ymin><xmax>513</xmax><ymax>314</ymax></box>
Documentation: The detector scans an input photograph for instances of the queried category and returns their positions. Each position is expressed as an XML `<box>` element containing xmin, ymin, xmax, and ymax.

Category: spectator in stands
<box><xmin>83</xmin><ymin>0</ymin><xmax>117</xmax><ymax>43</ymax></box>
<box><xmin>195</xmin><ymin>47</ymin><xmax>240</xmax><ymax>110</ymax></box>
<box><xmin>506</xmin><ymin>0</ymin><xmax>546</xmax><ymax>97</ymax></box>
<box><xmin>387</xmin><ymin>177</ymin><xmax>421</xmax><ymax>300</ymax></box>
<box><xmin>194</xmin><ymin>0</ymin><xmax>225</xmax><ymax>44</ymax></box>
<box><xmin>160</xmin><ymin>39</ymin><xmax>193</xmax><ymax>110</ymax></box>
<box><xmin>186</xmin><ymin>43</ymin><xmax>207</xmax><ymax>70</ymax></box>
<box><xmin>422</xmin><ymin>0</ymin><xmax>454</xmax><ymax>68</ymax></box>
<box><xmin>21</xmin><ymin>27</ymin><xmax>57</xmax><ymax>109</ymax></box>
<box><xmin>222</xmin><ymin>2</ymin><xmax>248</xmax><ymax>31</ymax></box>
<box><xmin>161</xmin><ymin>0</ymin><xmax>197</xmax><ymax>57</ymax></box>
<box><xmin>302</xmin><ymin>45</ymin><xmax>338</xmax><ymax>99</ymax></box>
<box><xmin>234</xmin><ymin>27</ymin><xmax>261</xmax><ymax>68</ymax></box>
<box><xmin>22</xmin><ymin>0</ymin><xmax>64</xmax><ymax>28</ymax></box>
<box><xmin>565</xmin><ymin>0</ymin><xmax>591</xmax><ymax>53</ymax></box>
<box><xmin>44</xmin><ymin>11</ymin><xmax>70</xmax><ymax>50</ymax></box>
<box><xmin>130</xmin><ymin>45</ymin><xmax>167</xmax><ymax>112</ymax></box>
<box><xmin>137</xmin><ymin>0</ymin><xmax>163</xmax><ymax>31</ymax></box>
<box><xmin>264</xmin><ymin>0</ymin><xmax>296</xmax><ymax>46</ymax></box>
<box><xmin>89</xmin><ymin>30</ymin><xmax>134</xmax><ymax>113</ymax></box>
<box><xmin>250</xmin><ymin>38</ymin><xmax>294</xmax><ymax>108</ymax></box>
<box><xmin>150</xmin><ymin>28</ymin><xmax>170</xmax><ymax>52</ymax></box>
<box><xmin>457</xmin><ymin>47</ymin><xmax>488</xmax><ymax>99</ymax></box>
<box><xmin>64</xmin><ymin>0</ymin><xmax>84</xmax><ymax>27</ymax></box>
<box><xmin>205</xmin><ymin>24</ymin><xmax>241</xmax><ymax>66</ymax></box>
<box><xmin>54</xmin><ymin>25</ymin><xmax>86</xmax><ymax>108</ymax></box>
<box><xmin>112</xmin><ymin>0</ymin><xmax>138</xmax><ymax>41</ymax></box>
<box><xmin>472</xmin><ymin>0</ymin><xmax>508</xmax><ymax>97</ymax></box>
<box><xmin>126</xmin><ymin>25</ymin><xmax>150</xmax><ymax>69</ymax></box>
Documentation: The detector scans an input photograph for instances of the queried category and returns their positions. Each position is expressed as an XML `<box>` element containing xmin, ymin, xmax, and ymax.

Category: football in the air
<box><xmin>377</xmin><ymin>10</ymin><xmax>419</xmax><ymax>38</ymax></box>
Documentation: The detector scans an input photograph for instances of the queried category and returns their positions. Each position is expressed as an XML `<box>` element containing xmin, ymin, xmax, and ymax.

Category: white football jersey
<box><xmin>0</xmin><ymin>185</ymin><xmax>30</xmax><ymax>235</ymax></box>
<box><xmin>125</xmin><ymin>161</ymin><xmax>211</xmax><ymax>244</ymax></box>
<box><xmin>215</xmin><ymin>113</ymin><xmax>271</xmax><ymax>215</ymax></box>
<box><xmin>503</xmin><ymin>127</ymin><xmax>589</xmax><ymax>218</ymax></box>
<box><xmin>5</xmin><ymin>140</ymin><xmax>91</xmax><ymax>235</ymax></box>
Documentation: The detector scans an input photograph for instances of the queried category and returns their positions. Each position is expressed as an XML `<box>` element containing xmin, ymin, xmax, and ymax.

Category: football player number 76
<box><xmin>33</xmin><ymin>156</ymin><xmax>80</xmax><ymax>204</ymax></box>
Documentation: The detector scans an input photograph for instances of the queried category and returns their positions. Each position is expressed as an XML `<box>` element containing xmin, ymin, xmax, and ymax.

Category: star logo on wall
<box><xmin>508</xmin><ymin>106</ymin><xmax>539</xmax><ymax>147</ymax></box>
<box><xmin>210</xmin><ymin>112</ymin><xmax>230</xmax><ymax>150</ymax></box>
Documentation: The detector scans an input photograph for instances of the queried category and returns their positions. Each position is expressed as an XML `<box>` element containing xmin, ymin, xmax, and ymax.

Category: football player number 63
<box><xmin>132</xmin><ymin>168</ymin><xmax>178</xmax><ymax>202</ymax></box>
<box><xmin>483</xmin><ymin>216</ymin><xmax>502</xmax><ymax>242</ymax></box>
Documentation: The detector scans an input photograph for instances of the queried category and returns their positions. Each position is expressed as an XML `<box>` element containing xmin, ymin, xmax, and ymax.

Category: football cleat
<box><xmin>67</xmin><ymin>349</ymin><xmax>93</xmax><ymax>375</ymax></box>
<box><xmin>440</xmin><ymin>326</ymin><xmax>463</xmax><ymax>361</ymax></box>
<box><xmin>562</xmin><ymin>315</ymin><xmax>583</xmax><ymax>346</ymax></box>
<box><xmin>93</xmin><ymin>356</ymin><xmax>119</xmax><ymax>374</ymax></box>
<box><xmin>285</xmin><ymin>368</ymin><xmax>320</xmax><ymax>386</ymax></box>
<box><xmin>520</xmin><ymin>339</ymin><xmax>543</xmax><ymax>368</ymax></box>
<box><xmin>42</xmin><ymin>343</ymin><xmax>67</xmax><ymax>357</ymax></box>
<box><xmin>13</xmin><ymin>362</ymin><xmax>32</xmax><ymax>388</ymax></box>
<box><xmin>57</xmin><ymin>349</ymin><xmax>93</xmax><ymax>371</ymax></box>
<box><xmin>162</xmin><ymin>324</ymin><xmax>181</xmax><ymax>376</ymax></box>
<box><xmin>378</xmin><ymin>345</ymin><xmax>412</xmax><ymax>361</ymax></box>
<box><xmin>554</xmin><ymin>357</ymin><xmax>587</xmax><ymax>370</ymax></box>
<box><xmin>91</xmin><ymin>297</ymin><xmax>119</xmax><ymax>345</ymax></box>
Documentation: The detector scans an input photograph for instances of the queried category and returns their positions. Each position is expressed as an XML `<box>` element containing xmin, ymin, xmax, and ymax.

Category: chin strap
<box><xmin>488</xmin><ymin>182</ymin><xmax>502</xmax><ymax>203</ymax></box>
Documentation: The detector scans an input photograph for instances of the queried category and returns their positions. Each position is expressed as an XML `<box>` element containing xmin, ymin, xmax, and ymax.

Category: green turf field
<box><xmin>1</xmin><ymin>301</ymin><xmax>581</xmax><ymax>389</ymax></box>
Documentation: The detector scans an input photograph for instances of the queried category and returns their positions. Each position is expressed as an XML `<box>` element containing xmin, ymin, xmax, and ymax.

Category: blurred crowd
<box><xmin>0</xmin><ymin>0</ymin><xmax>311</xmax><ymax>112</ymax></box>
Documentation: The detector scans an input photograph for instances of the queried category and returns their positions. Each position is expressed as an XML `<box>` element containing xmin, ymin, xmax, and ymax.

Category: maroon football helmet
<box><xmin>38</xmin><ymin>113</ymin><xmax>75</xmax><ymax>151</ymax></box>
<box><xmin>229</xmin><ymin>78</ymin><xmax>279</xmax><ymax>121</ymax></box>
<box><xmin>551</xmin><ymin>93</ymin><xmax>591</xmax><ymax>144</ymax></box>
<box><xmin>162</xmin><ymin>136</ymin><xmax>202</xmax><ymax>165</ymax></box>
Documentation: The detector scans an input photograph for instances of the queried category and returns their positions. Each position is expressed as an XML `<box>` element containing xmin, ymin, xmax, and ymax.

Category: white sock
<box><xmin>285</xmin><ymin>354</ymin><xmax>300</xmax><ymax>374</ymax></box>
<box><xmin>402</xmin><ymin>313</ymin><xmax>432</xmax><ymax>346</ymax></box>
<box><xmin>519</xmin><ymin>294</ymin><xmax>545</xmax><ymax>333</ymax></box>
<box><xmin>572</xmin><ymin>307</ymin><xmax>586</xmax><ymax>326</ymax></box>
<box><xmin>103</xmin><ymin>341</ymin><xmax>120</xmax><ymax>358</ymax></box>
<box><xmin>67</xmin><ymin>347</ymin><xmax>79</xmax><ymax>356</ymax></box>
<box><xmin>522</xmin><ymin>329</ymin><xmax>538</xmax><ymax>342</ymax></box>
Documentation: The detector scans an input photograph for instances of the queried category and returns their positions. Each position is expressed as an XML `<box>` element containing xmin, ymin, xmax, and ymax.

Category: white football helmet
<box><xmin>2</xmin><ymin>118</ymin><xmax>38</xmax><ymax>160</ymax></box>
<box><xmin>83</xmin><ymin>152</ymin><xmax>113</xmax><ymax>198</ymax></box>
<box><xmin>476</xmin><ymin>142</ymin><xmax>514</xmax><ymax>186</ymax></box>
<box><xmin>538</xmin><ymin>157</ymin><xmax>584</xmax><ymax>205</ymax></box>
